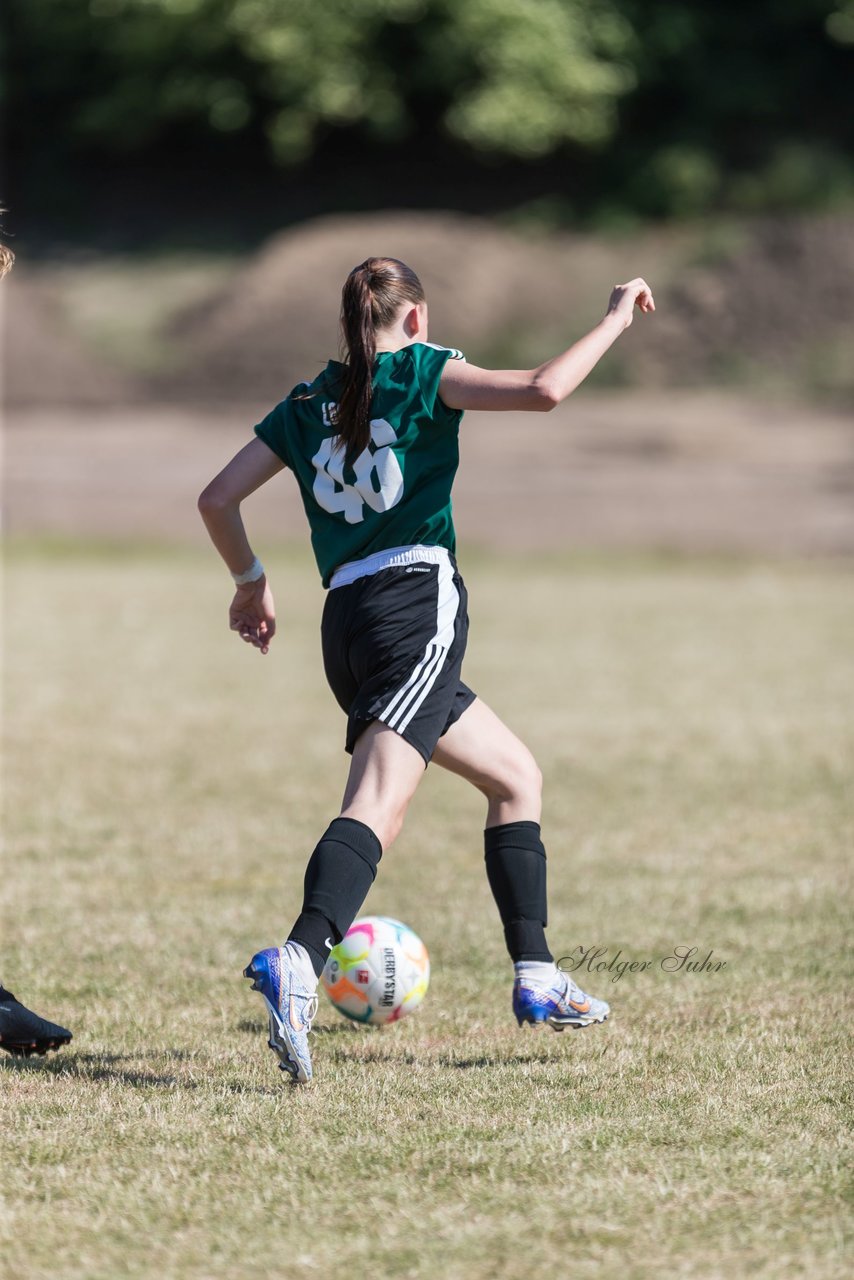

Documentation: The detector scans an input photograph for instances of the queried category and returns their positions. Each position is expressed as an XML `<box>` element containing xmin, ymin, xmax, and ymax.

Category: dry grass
<box><xmin>2</xmin><ymin>545</ymin><xmax>852</xmax><ymax>1279</ymax></box>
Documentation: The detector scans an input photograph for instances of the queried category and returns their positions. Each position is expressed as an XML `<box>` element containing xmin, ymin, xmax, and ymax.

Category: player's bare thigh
<box><xmin>431</xmin><ymin>698</ymin><xmax>543</xmax><ymax>825</ymax></box>
<box><xmin>339</xmin><ymin>720</ymin><xmax>426</xmax><ymax>849</ymax></box>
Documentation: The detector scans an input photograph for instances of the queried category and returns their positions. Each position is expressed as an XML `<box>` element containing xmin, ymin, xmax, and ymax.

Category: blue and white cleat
<box><xmin>513</xmin><ymin>967</ymin><xmax>610</xmax><ymax>1031</ymax></box>
<box><xmin>243</xmin><ymin>947</ymin><xmax>318</xmax><ymax>1082</ymax></box>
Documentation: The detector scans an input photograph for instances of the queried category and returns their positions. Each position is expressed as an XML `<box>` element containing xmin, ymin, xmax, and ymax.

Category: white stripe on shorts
<box><xmin>394</xmin><ymin>643</ymin><xmax>449</xmax><ymax>735</ymax></box>
<box><xmin>378</xmin><ymin>550</ymin><xmax>459</xmax><ymax>735</ymax></box>
<box><xmin>382</xmin><ymin>643</ymin><xmax>440</xmax><ymax>728</ymax></box>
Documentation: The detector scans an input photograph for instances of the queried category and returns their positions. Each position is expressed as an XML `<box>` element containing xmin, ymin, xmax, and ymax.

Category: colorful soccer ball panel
<box><xmin>321</xmin><ymin>915</ymin><xmax>430</xmax><ymax>1025</ymax></box>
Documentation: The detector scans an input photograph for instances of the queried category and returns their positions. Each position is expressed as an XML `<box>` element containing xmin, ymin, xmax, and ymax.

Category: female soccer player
<box><xmin>199</xmin><ymin>257</ymin><xmax>654</xmax><ymax>1082</ymax></box>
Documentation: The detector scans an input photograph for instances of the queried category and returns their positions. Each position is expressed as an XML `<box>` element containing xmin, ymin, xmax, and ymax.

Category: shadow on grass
<box><xmin>236</xmin><ymin>1018</ymin><xmax>356</xmax><ymax>1037</ymax></box>
<box><xmin>2</xmin><ymin>1051</ymin><xmax>286</xmax><ymax>1095</ymax></box>
<box><xmin>447</xmin><ymin>1055</ymin><xmax>545</xmax><ymax>1070</ymax></box>
<box><xmin>323</xmin><ymin>1045</ymin><xmax>551</xmax><ymax>1070</ymax></box>
<box><xmin>4</xmin><ymin>1027</ymin><xmax>573</xmax><ymax>1084</ymax></box>
<box><xmin>236</xmin><ymin>1022</ymin><xmax>553</xmax><ymax>1071</ymax></box>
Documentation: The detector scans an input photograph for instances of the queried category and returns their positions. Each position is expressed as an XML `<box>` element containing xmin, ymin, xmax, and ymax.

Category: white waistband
<box><xmin>329</xmin><ymin>544</ymin><xmax>450</xmax><ymax>589</ymax></box>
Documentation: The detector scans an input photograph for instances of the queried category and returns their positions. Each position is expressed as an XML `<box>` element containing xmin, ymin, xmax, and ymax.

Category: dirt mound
<box><xmin>164</xmin><ymin>209</ymin><xmax>854</xmax><ymax>404</ymax></box>
<box><xmin>3</xmin><ymin>271</ymin><xmax>136</xmax><ymax>407</ymax></box>
<box><xmin>624</xmin><ymin>214</ymin><xmax>854</xmax><ymax>388</ymax></box>
<box><xmin>6</xmin><ymin>211</ymin><xmax>853</xmax><ymax>407</ymax></box>
<box><xmin>160</xmin><ymin>211</ymin><xmax>566</xmax><ymax>401</ymax></box>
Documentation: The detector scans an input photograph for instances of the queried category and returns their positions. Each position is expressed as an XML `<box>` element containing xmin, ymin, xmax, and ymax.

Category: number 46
<box><xmin>312</xmin><ymin>418</ymin><xmax>405</xmax><ymax>525</ymax></box>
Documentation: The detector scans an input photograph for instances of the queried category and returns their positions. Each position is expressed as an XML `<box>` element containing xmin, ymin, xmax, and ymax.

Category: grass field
<box><xmin>3</xmin><ymin>544</ymin><xmax>852</xmax><ymax>1279</ymax></box>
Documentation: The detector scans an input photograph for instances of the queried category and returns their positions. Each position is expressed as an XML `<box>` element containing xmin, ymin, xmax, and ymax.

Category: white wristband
<box><xmin>231</xmin><ymin>557</ymin><xmax>265</xmax><ymax>585</ymax></box>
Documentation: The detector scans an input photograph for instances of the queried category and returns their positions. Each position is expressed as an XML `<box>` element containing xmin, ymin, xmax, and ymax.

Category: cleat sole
<box><xmin>265</xmin><ymin>1009</ymin><xmax>305</xmax><ymax>1081</ymax></box>
<box><xmin>244</xmin><ymin>952</ymin><xmax>313</xmax><ymax>1083</ymax></box>
<box><xmin>547</xmin><ymin>1013</ymin><xmax>609</xmax><ymax>1031</ymax></box>
<box><xmin>516</xmin><ymin>1007</ymin><xmax>609</xmax><ymax>1032</ymax></box>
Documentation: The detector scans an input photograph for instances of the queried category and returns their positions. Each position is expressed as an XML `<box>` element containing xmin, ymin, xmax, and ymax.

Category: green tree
<box><xmin>5</xmin><ymin>0</ymin><xmax>852</xmax><ymax>236</ymax></box>
<box><xmin>8</xmin><ymin>0</ymin><xmax>636</xmax><ymax>159</ymax></box>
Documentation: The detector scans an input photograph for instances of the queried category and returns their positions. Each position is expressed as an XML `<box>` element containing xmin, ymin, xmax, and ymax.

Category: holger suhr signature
<box><xmin>557</xmin><ymin>945</ymin><xmax>727</xmax><ymax>983</ymax></box>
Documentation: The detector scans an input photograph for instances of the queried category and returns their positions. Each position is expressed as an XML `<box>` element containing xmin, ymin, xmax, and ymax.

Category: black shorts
<box><xmin>321</xmin><ymin>545</ymin><xmax>477</xmax><ymax>764</ymax></box>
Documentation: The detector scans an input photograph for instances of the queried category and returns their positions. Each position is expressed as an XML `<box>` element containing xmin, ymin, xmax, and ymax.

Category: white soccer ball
<box><xmin>321</xmin><ymin>915</ymin><xmax>430</xmax><ymax>1025</ymax></box>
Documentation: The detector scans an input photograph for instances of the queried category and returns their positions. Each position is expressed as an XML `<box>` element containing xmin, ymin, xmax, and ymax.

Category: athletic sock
<box><xmin>484</xmin><ymin>820</ymin><xmax>553</xmax><ymax>964</ymax></box>
<box><xmin>514</xmin><ymin>960</ymin><xmax>558</xmax><ymax>987</ymax></box>
<box><xmin>282</xmin><ymin>941</ymin><xmax>319</xmax><ymax>991</ymax></box>
<box><xmin>288</xmin><ymin>816</ymin><xmax>383</xmax><ymax>978</ymax></box>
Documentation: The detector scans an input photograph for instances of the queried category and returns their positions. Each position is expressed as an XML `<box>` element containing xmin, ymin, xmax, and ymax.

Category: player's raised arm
<box><xmin>438</xmin><ymin>278</ymin><xmax>655</xmax><ymax>413</ymax></box>
<box><xmin>198</xmin><ymin>437</ymin><xmax>285</xmax><ymax>654</ymax></box>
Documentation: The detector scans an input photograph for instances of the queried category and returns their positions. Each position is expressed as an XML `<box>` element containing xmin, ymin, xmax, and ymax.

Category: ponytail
<box><xmin>336</xmin><ymin>257</ymin><xmax>425</xmax><ymax>460</ymax></box>
<box><xmin>337</xmin><ymin>267</ymin><xmax>377</xmax><ymax>460</ymax></box>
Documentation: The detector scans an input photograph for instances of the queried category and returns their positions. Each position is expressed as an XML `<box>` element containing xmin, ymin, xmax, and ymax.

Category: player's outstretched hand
<box><xmin>606</xmin><ymin>278</ymin><xmax>655</xmax><ymax>329</ymax></box>
<box><xmin>229</xmin><ymin>578</ymin><xmax>276</xmax><ymax>655</ymax></box>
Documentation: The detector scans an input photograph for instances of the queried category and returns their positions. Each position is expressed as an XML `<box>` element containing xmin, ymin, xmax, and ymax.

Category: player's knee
<box><xmin>516</xmin><ymin>752</ymin><xmax>543</xmax><ymax>808</ymax></box>
<box><xmin>343</xmin><ymin>801</ymin><xmax>408</xmax><ymax>851</ymax></box>
<box><xmin>377</xmin><ymin>807</ymin><xmax>406</xmax><ymax>850</ymax></box>
<box><xmin>485</xmin><ymin>748</ymin><xmax>542</xmax><ymax>809</ymax></box>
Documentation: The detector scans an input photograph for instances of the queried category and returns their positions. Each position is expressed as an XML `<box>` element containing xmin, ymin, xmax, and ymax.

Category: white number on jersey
<box><xmin>312</xmin><ymin>418</ymin><xmax>405</xmax><ymax>525</ymax></box>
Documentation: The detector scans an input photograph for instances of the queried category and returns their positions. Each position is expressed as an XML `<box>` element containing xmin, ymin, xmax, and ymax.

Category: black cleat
<box><xmin>0</xmin><ymin>986</ymin><xmax>73</xmax><ymax>1058</ymax></box>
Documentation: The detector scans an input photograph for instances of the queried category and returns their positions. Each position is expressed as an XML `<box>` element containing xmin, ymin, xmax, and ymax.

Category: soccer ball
<box><xmin>321</xmin><ymin>916</ymin><xmax>430</xmax><ymax>1025</ymax></box>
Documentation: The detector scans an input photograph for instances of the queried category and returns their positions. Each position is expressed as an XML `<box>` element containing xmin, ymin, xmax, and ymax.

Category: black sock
<box><xmin>288</xmin><ymin>817</ymin><xmax>383</xmax><ymax>978</ymax></box>
<box><xmin>484</xmin><ymin>820</ymin><xmax>553</xmax><ymax>963</ymax></box>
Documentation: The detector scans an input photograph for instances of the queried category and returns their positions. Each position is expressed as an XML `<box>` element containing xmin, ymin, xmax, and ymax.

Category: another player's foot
<box><xmin>0</xmin><ymin>987</ymin><xmax>73</xmax><ymax>1058</ymax></box>
<box><xmin>513</xmin><ymin>967</ymin><xmax>610</xmax><ymax>1030</ymax></box>
<box><xmin>243</xmin><ymin>947</ymin><xmax>317</xmax><ymax>1082</ymax></box>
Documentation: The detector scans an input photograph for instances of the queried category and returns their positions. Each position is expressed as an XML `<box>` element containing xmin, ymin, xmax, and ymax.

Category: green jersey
<box><xmin>254</xmin><ymin>341</ymin><xmax>466</xmax><ymax>586</ymax></box>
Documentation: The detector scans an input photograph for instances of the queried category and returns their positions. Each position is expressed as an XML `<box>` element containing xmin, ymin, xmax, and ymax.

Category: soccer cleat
<box><xmin>0</xmin><ymin>987</ymin><xmax>73</xmax><ymax>1058</ymax></box>
<box><xmin>243</xmin><ymin>948</ymin><xmax>318</xmax><ymax>1083</ymax></box>
<box><xmin>513</xmin><ymin>967</ymin><xmax>610</xmax><ymax>1031</ymax></box>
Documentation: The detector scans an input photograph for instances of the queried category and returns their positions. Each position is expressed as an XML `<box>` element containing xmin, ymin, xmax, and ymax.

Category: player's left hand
<box><xmin>229</xmin><ymin>578</ymin><xmax>276</xmax><ymax>654</ymax></box>
<box><xmin>606</xmin><ymin>277</ymin><xmax>656</xmax><ymax>329</ymax></box>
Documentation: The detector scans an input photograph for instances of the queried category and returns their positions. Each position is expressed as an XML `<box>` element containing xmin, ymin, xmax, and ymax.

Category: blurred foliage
<box><xmin>8</xmin><ymin>0</ymin><xmax>635</xmax><ymax>158</ymax></box>
<box><xmin>5</xmin><ymin>0</ymin><xmax>853</xmax><ymax>240</ymax></box>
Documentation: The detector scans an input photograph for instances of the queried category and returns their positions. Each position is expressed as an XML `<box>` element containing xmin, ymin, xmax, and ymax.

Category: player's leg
<box><xmin>432</xmin><ymin>698</ymin><xmax>610</xmax><ymax>1030</ymax></box>
<box><xmin>339</xmin><ymin>719</ymin><xmax>427</xmax><ymax>848</ymax></box>
<box><xmin>287</xmin><ymin>720</ymin><xmax>426</xmax><ymax>973</ymax></box>
<box><xmin>431</xmin><ymin>696</ymin><xmax>543</xmax><ymax>826</ymax></box>
<box><xmin>432</xmin><ymin>698</ymin><xmax>550</xmax><ymax>961</ymax></box>
<box><xmin>246</xmin><ymin>548</ymin><xmax>468</xmax><ymax>1080</ymax></box>
<box><xmin>245</xmin><ymin>722</ymin><xmax>426</xmax><ymax>1081</ymax></box>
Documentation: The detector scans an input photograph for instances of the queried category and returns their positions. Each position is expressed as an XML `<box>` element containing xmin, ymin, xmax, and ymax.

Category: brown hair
<box><xmin>0</xmin><ymin>208</ymin><xmax>14</xmax><ymax>280</ymax></box>
<box><xmin>336</xmin><ymin>257</ymin><xmax>425</xmax><ymax>459</ymax></box>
